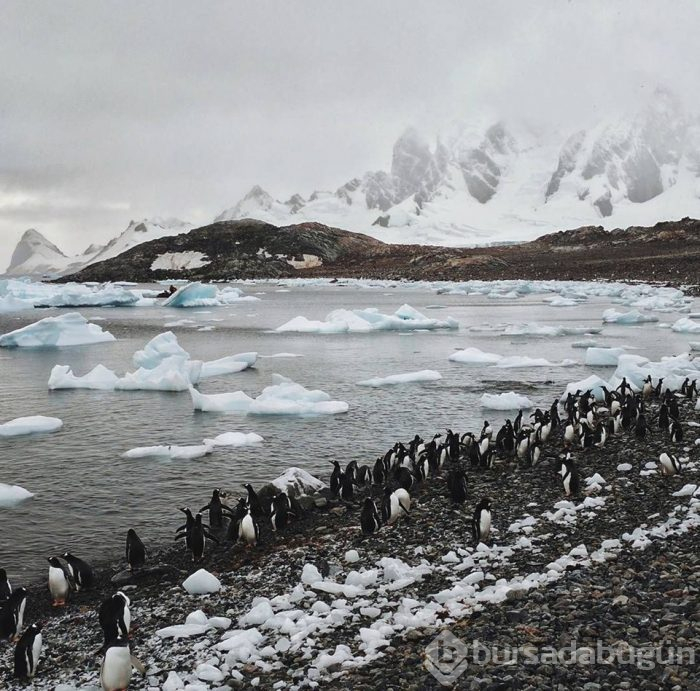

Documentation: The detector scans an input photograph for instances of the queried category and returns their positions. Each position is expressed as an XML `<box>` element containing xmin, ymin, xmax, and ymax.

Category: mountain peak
<box><xmin>6</xmin><ymin>228</ymin><xmax>69</xmax><ymax>275</ymax></box>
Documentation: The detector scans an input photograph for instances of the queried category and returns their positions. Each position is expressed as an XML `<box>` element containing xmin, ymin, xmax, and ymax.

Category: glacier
<box><xmin>0</xmin><ymin>312</ymin><xmax>115</xmax><ymax>347</ymax></box>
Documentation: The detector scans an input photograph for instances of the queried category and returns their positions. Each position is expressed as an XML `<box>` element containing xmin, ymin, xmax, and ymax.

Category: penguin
<box><xmin>62</xmin><ymin>552</ymin><xmax>95</xmax><ymax>592</ymax></box>
<box><xmin>0</xmin><ymin>568</ymin><xmax>11</xmax><ymax>601</ymax></box>
<box><xmin>634</xmin><ymin>414</ymin><xmax>651</xmax><ymax>440</ymax></box>
<box><xmin>528</xmin><ymin>440</ymin><xmax>542</xmax><ymax>467</ymax></box>
<box><xmin>329</xmin><ymin>461</ymin><xmax>342</xmax><ymax>497</ymax></box>
<box><xmin>478</xmin><ymin>433</ymin><xmax>490</xmax><ymax>460</ymax></box>
<box><xmin>513</xmin><ymin>410</ymin><xmax>523</xmax><ymax>433</ymax></box>
<box><xmin>381</xmin><ymin>487</ymin><xmax>411</xmax><ymax>526</ymax></box>
<box><xmin>175</xmin><ymin>507</ymin><xmax>195</xmax><ymax>550</ymax></box>
<box><xmin>642</xmin><ymin>375</ymin><xmax>653</xmax><ymax>399</ymax></box>
<box><xmin>0</xmin><ymin>587</ymin><xmax>27</xmax><ymax>640</ymax></box>
<box><xmin>13</xmin><ymin>622</ymin><xmax>42</xmax><ymax>679</ymax></box>
<box><xmin>48</xmin><ymin>557</ymin><xmax>70</xmax><ymax>606</ymax></box>
<box><xmin>345</xmin><ymin>460</ymin><xmax>358</xmax><ymax>484</ymax></box>
<box><xmin>243</xmin><ymin>483</ymin><xmax>264</xmax><ymax>518</ymax></box>
<box><xmin>654</xmin><ymin>377</ymin><xmax>665</xmax><ymax>398</ymax></box>
<box><xmin>226</xmin><ymin>498</ymin><xmax>248</xmax><ymax>541</ymax></box>
<box><xmin>480</xmin><ymin>421</ymin><xmax>492</xmax><ymax>440</ymax></box>
<box><xmin>239</xmin><ymin>509</ymin><xmax>260</xmax><ymax>547</ymax></box>
<box><xmin>446</xmin><ymin>468</ymin><xmax>468</xmax><ymax>504</ymax></box>
<box><xmin>99</xmin><ymin>591</ymin><xmax>131</xmax><ymax>644</ymax></box>
<box><xmin>669</xmin><ymin>420</ymin><xmax>683</xmax><ymax>443</ymax></box>
<box><xmin>394</xmin><ymin>466</ymin><xmax>415</xmax><ymax>491</ymax></box>
<box><xmin>472</xmin><ymin>498</ymin><xmax>492</xmax><ymax>544</ymax></box>
<box><xmin>339</xmin><ymin>471</ymin><xmax>354</xmax><ymax>501</ymax></box>
<box><xmin>658</xmin><ymin>452</ymin><xmax>682</xmax><ymax>476</ymax></box>
<box><xmin>125</xmin><ymin>529</ymin><xmax>146</xmax><ymax>572</ymax></box>
<box><xmin>356</xmin><ymin>465</ymin><xmax>371</xmax><ymax>486</ymax></box>
<box><xmin>558</xmin><ymin>454</ymin><xmax>580</xmax><ymax>497</ymax></box>
<box><xmin>187</xmin><ymin>513</ymin><xmax>217</xmax><ymax>561</ymax></box>
<box><xmin>372</xmin><ymin>457</ymin><xmax>386</xmax><ymax>485</ymax></box>
<box><xmin>200</xmin><ymin>489</ymin><xmax>227</xmax><ymax>529</ymax></box>
<box><xmin>270</xmin><ymin>492</ymin><xmax>292</xmax><ymax>532</ymax></box>
<box><xmin>360</xmin><ymin>497</ymin><xmax>382</xmax><ymax>535</ymax></box>
<box><xmin>100</xmin><ymin>637</ymin><xmax>145</xmax><ymax>691</ymax></box>
<box><xmin>593</xmin><ymin>422</ymin><xmax>607</xmax><ymax>448</ymax></box>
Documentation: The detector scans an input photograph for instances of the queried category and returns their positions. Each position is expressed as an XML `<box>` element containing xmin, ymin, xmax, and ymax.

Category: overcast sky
<box><xmin>1</xmin><ymin>0</ymin><xmax>698</xmax><ymax>266</ymax></box>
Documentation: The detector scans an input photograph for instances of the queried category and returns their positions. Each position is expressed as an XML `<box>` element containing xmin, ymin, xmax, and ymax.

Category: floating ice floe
<box><xmin>0</xmin><ymin>278</ymin><xmax>140</xmax><ymax>310</ymax></box>
<box><xmin>133</xmin><ymin>331</ymin><xmax>189</xmax><ymax>368</ymax></box>
<box><xmin>449</xmin><ymin>347</ymin><xmax>574</xmax><ymax>368</ymax></box>
<box><xmin>571</xmin><ymin>339</ymin><xmax>599</xmax><ymax>349</ymax></box>
<box><xmin>190</xmin><ymin>374</ymin><xmax>349</xmax><ymax>415</ymax></box>
<box><xmin>690</xmin><ymin>342</ymin><xmax>700</xmax><ymax>351</ymax></box>
<box><xmin>545</xmin><ymin>296</ymin><xmax>579</xmax><ymax>307</ymax></box>
<box><xmin>602</xmin><ymin>309</ymin><xmax>659</xmax><ymax>324</ymax></box>
<box><xmin>122</xmin><ymin>444</ymin><xmax>214</xmax><ymax>460</ymax></box>
<box><xmin>584</xmin><ymin>347</ymin><xmax>626</xmax><ymax>366</ymax></box>
<box><xmin>561</xmin><ymin>374</ymin><xmax>609</xmax><ymax>402</ymax></box>
<box><xmin>276</xmin><ymin>304</ymin><xmax>458</xmax><ymax>333</ymax></box>
<box><xmin>501</xmin><ymin>322</ymin><xmax>601</xmax><ymax>337</ymax></box>
<box><xmin>671</xmin><ymin>318</ymin><xmax>700</xmax><ymax>334</ymax></box>
<box><xmin>203</xmin><ymin>432</ymin><xmax>264</xmax><ymax>447</ymax></box>
<box><xmin>610</xmin><ymin>353</ymin><xmax>700</xmax><ymax>392</ymax></box>
<box><xmin>0</xmin><ymin>483</ymin><xmax>34</xmax><ymax>508</ymax></box>
<box><xmin>0</xmin><ymin>312</ymin><xmax>115</xmax><ymax>347</ymax></box>
<box><xmin>480</xmin><ymin>392</ymin><xmax>533</xmax><ymax>410</ymax></box>
<box><xmin>357</xmin><ymin>370</ymin><xmax>442</xmax><ymax>387</ymax></box>
<box><xmin>0</xmin><ymin>415</ymin><xmax>63</xmax><ymax>437</ymax></box>
<box><xmin>259</xmin><ymin>352</ymin><xmax>304</xmax><ymax>358</ymax></box>
<box><xmin>200</xmin><ymin>352</ymin><xmax>257</xmax><ymax>378</ymax></box>
<box><xmin>183</xmin><ymin>569</ymin><xmax>221</xmax><ymax>595</ymax></box>
<box><xmin>271</xmin><ymin>468</ymin><xmax>326</xmax><ymax>497</ymax></box>
<box><xmin>164</xmin><ymin>282</ymin><xmax>259</xmax><ymax>308</ymax></box>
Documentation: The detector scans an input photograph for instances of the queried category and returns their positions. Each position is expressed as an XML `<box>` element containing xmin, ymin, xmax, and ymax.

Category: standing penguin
<box><xmin>0</xmin><ymin>568</ymin><xmax>11</xmax><ymax>601</ymax></box>
<box><xmin>381</xmin><ymin>487</ymin><xmax>411</xmax><ymax>526</ymax></box>
<box><xmin>558</xmin><ymin>454</ymin><xmax>581</xmax><ymax>497</ymax></box>
<box><xmin>99</xmin><ymin>591</ymin><xmax>131</xmax><ymax>644</ymax></box>
<box><xmin>360</xmin><ymin>497</ymin><xmax>382</xmax><ymax>535</ymax></box>
<box><xmin>446</xmin><ymin>468</ymin><xmax>468</xmax><ymax>504</ymax></box>
<box><xmin>226</xmin><ymin>498</ymin><xmax>248</xmax><ymax>541</ymax></box>
<box><xmin>0</xmin><ymin>587</ymin><xmax>27</xmax><ymax>640</ymax></box>
<box><xmin>13</xmin><ymin>622</ymin><xmax>43</xmax><ymax>679</ymax></box>
<box><xmin>243</xmin><ymin>483</ymin><xmax>264</xmax><ymax>518</ymax></box>
<box><xmin>48</xmin><ymin>557</ymin><xmax>70</xmax><ymax>606</ymax></box>
<box><xmin>186</xmin><ymin>513</ymin><xmax>217</xmax><ymax>561</ymax></box>
<box><xmin>100</xmin><ymin>637</ymin><xmax>145</xmax><ymax>691</ymax></box>
<box><xmin>329</xmin><ymin>461</ymin><xmax>342</xmax><ymax>497</ymax></box>
<box><xmin>270</xmin><ymin>493</ymin><xmax>292</xmax><ymax>533</ymax></box>
<box><xmin>175</xmin><ymin>507</ymin><xmax>195</xmax><ymax>550</ymax></box>
<box><xmin>658</xmin><ymin>452</ymin><xmax>682</xmax><ymax>476</ymax></box>
<box><xmin>339</xmin><ymin>470</ymin><xmax>354</xmax><ymax>501</ymax></box>
<box><xmin>669</xmin><ymin>420</ymin><xmax>683</xmax><ymax>443</ymax></box>
<box><xmin>62</xmin><ymin>552</ymin><xmax>95</xmax><ymax>592</ymax></box>
<box><xmin>200</xmin><ymin>489</ymin><xmax>227</xmax><ymax>529</ymax></box>
<box><xmin>125</xmin><ymin>530</ymin><xmax>146</xmax><ymax>572</ymax></box>
<box><xmin>472</xmin><ymin>497</ymin><xmax>492</xmax><ymax>544</ymax></box>
<box><xmin>239</xmin><ymin>509</ymin><xmax>260</xmax><ymax>547</ymax></box>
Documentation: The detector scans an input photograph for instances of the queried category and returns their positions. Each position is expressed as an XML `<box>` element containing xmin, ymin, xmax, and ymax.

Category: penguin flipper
<box><xmin>398</xmin><ymin>501</ymin><xmax>410</xmax><ymax>516</ymax></box>
<box><xmin>199</xmin><ymin>503</ymin><xmax>211</xmax><ymax>513</ymax></box>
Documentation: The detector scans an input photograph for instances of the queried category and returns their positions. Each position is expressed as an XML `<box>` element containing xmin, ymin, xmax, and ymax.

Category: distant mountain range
<box><xmin>7</xmin><ymin>87</ymin><xmax>700</xmax><ymax>277</ymax></box>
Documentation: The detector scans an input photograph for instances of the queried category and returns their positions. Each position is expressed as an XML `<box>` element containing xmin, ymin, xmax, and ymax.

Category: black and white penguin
<box><xmin>100</xmin><ymin>637</ymin><xmax>144</xmax><ymax>691</ymax></box>
<box><xmin>634</xmin><ymin>414</ymin><xmax>651</xmax><ymax>440</ymax></box>
<box><xmin>339</xmin><ymin>471</ymin><xmax>354</xmax><ymax>501</ymax></box>
<box><xmin>472</xmin><ymin>497</ymin><xmax>492</xmax><ymax>544</ymax></box>
<box><xmin>557</xmin><ymin>454</ymin><xmax>581</xmax><ymax>497</ymax></box>
<box><xmin>480</xmin><ymin>421</ymin><xmax>492</xmax><ymax>440</ymax></box>
<box><xmin>446</xmin><ymin>468</ymin><xmax>468</xmax><ymax>504</ymax></box>
<box><xmin>0</xmin><ymin>587</ymin><xmax>27</xmax><ymax>640</ymax></box>
<box><xmin>642</xmin><ymin>375</ymin><xmax>653</xmax><ymax>399</ymax></box>
<box><xmin>226</xmin><ymin>498</ymin><xmax>248</xmax><ymax>541</ymax></box>
<box><xmin>329</xmin><ymin>461</ymin><xmax>342</xmax><ymax>497</ymax></box>
<box><xmin>381</xmin><ymin>487</ymin><xmax>411</xmax><ymax>525</ymax></box>
<box><xmin>48</xmin><ymin>557</ymin><xmax>70</xmax><ymax>606</ymax></box>
<box><xmin>125</xmin><ymin>529</ymin><xmax>146</xmax><ymax>572</ymax></box>
<box><xmin>528</xmin><ymin>440</ymin><xmax>542</xmax><ymax>467</ymax></box>
<box><xmin>356</xmin><ymin>465</ymin><xmax>371</xmax><ymax>486</ymax></box>
<box><xmin>360</xmin><ymin>497</ymin><xmax>382</xmax><ymax>535</ymax></box>
<box><xmin>372</xmin><ymin>457</ymin><xmax>386</xmax><ymax>485</ymax></box>
<box><xmin>0</xmin><ymin>568</ymin><xmax>11</xmax><ymax>601</ymax></box>
<box><xmin>659</xmin><ymin>452</ymin><xmax>682</xmax><ymax>476</ymax></box>
<box><xmin>175</xmin><ymin>507</ymin><xmax>195</xmax><ymax>550</ymax></box>
<box><xmin>13</xmin><ymin>622</ymin><xmax>42</xmax><ymax>679</ymax></box>
<box><xmin>188</xmin><ymin>513</ymin><xmax>217</xmax><ymax>561</ymax></box>
<box><xmin>200</xmin><ymin>489</ymin><xmax>227</xmax><ymax>529</ymax></box>
<box><xmin>99</xmin><ymin>591</ymin><xmax>131</xmax><ymax>644</ymax></box>
<box><xmin>270</xmin><ymin>492</ymin><xmax>292</xmax><ymax>532</ymax></box>
<box><xmin>669</xmin><ymin>420</ymin><xmax>683</xmax><ymax>443</ymax></box>
<box><xmin>239</xmin><ymin>509</ymin><xmax>260</xmax><ymax>547</ymax></box>
<box><xmin>243</xmin><ymin>483</ymin><xmax>264</xmax><ymax>518</ymax></box>
<box><xmin>394</xmin><ymin>466</ymin><xmax>415</xmax><ymax>491</ymax></box>
<box><xmin>62</xmin><ymin>552</ymin><xmax>95</xmax><ymax>592</ymax></box>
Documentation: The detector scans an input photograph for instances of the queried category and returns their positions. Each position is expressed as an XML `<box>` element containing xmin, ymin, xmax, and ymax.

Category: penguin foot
<box><xmin>52</xmin><ymin>599</ymin><xmax>66</xmax><ymax>607</ymax></box>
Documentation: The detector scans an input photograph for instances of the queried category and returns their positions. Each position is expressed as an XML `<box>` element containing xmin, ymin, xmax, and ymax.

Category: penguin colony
<box><xmin>0</xmin><ymin>374</ymin><xmax>696</xmax><ymax>688</ymax></box>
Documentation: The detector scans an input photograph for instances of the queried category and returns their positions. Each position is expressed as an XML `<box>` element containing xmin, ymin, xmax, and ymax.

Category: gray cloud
<box><xmin>1</xmin><ymin>0</ymin><xmax>698</xmax><ymax>265</ymax></box>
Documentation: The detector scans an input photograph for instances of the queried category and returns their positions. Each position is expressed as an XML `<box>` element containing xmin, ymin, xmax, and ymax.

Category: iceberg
<box><xmin>602</xmin><ymin>309</ymin><xmax>658</xmax><ymax>324</ymax></box>
<box><xmin>200</xmin><ymin>352</ymin><xmax>257</xmax><ymax>378</ymax></box>
<box><xmin>163</xmin><ymin>282</ymin><xmax>259</xmax><ymax>308</ymax></box>
<box><xmin>190</xmin><ymin>374</ymin><xmax>349</xmax><ymax>416</ymax></box>
<box><xmin>357</xmin><ymin>370</ymin><xmax>442</xmax><ymax>387</ymax></box>
<box><xmin>204</xmin><ymin>432</ymin><xmax>264</xmax><ymax>446</ymax></box>
<box><xmin>584</xmin><ymin>347</ymin><xmax>626</xmax><ymax>366</ymax></box>
<box><xmin>561</xmin><ymin>375</ymin><xmax>610</xmax><ymax>402</ymax></box>
<box><xmin>133</xmin><ymin>331</ymin><xmax>190</xmax><ymax>369</ymax></box>
<box><xmin>449</xmin><ymin>347</ymin><xmax>503</xmax><ymax>365</ymax></box>
<box><xmin>610</xmin><ymin>353</ymin><xmax>700</xmax><ymax>392</ymax></box>
<box><xmin>449</xmin><ymin>347</ymin><xmax>574</xmax><ymax>368</ymax></box>
<box><xmin>0</xmin><ymin>312</ymin><xmax>115</xmax><ymax>347</ymax></box>
<box><xmin>116</xmin><ymin>356</ymin><xmax>202</xmax><ymax>391</ymax></box>
<box><xmin>480</xmin><ymin>392</ymin><xmax>533</xmax><ymax>410</ymax></box>
<box><xmin>0</xmin><ymin>415</ymin><xmax>63</xmax><ymax>437</ymax></box>
<box><xmin>48</xmin><ymin>364</ymin><xmax>121</xmax><ymax>390</ymax></box>
<box><xmin>0</xmin><ymin>483</ymin><xmax>34</xmax><ymax>508</ymax></box>
<box><xmin>0</xmin><ymin>279</ymin><xmax>140</xmax><ymax>308</ymax></box>
<box><xmin>502</xmin><ymin>323</ymin><xmax>601</xmax><ymax>337</ymax></box>
<box><xmin>123</xmin><ymin>443</ymin><xmax>213</xmax><ymax>460</ymax></box>
<box><xmin>671</xmin><ymin>318</ymin><xmax>700</xmax><ymax>334</ymax></box>
<box><xmin>276</xmin><ymin>304</ymin><xmax>458</xmax><ymax>333</ymax></box>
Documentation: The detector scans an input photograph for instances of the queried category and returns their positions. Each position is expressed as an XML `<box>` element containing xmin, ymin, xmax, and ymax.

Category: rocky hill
<box><xmin>60</xmin><ymin>217</ymin><xmax>700</xmax><ymax>291</ymax></box>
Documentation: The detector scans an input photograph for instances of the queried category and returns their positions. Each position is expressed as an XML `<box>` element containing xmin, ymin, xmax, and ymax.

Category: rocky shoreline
<box><xmin>1</xmin><ymin>398</ymin><xmax>699</xmax><ymax>690</ymax></box>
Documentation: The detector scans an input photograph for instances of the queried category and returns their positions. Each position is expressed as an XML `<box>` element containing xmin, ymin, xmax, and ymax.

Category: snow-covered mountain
<box><xmin>5</xmin><ymin>218</ymin><xmax>192</xmax><ymax>276</ymax></box>
<box><xmin>216</xmin><ymin>87</ymin><xmax>700</xmax><ymax>245</ymax></box>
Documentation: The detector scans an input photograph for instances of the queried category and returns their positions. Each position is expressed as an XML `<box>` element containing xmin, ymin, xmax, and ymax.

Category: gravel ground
<box><xmin>1</xmin><ymin>397</ymin><xmax>698</xmax><ymax>690</ymax></box>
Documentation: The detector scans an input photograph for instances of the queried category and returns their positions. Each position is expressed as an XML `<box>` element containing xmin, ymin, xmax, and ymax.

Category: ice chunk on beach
<box><xmin>561</xmin><ymin>375</ymin><xmax>609</xmax><ymax>402</ymax></box>
<box><xmin>275</xmin><ymin>304</ymin><xmax>458</xmax><ymax>333</ymax></box>
<box><xmin>271</xmin><ymin>467</ymin><xmax>326</xmax><ymax>497</ymax></box>
<box><xmin>690</xmin><ymin>342</ymin><xmax>700</xmax><ymax>351</ymax></box>
<box><xmin>671</xmin><ymin>318</ymin><xmax>700</xmax><ymax>334</ymax></box>
<box><xmin>449</xmin><ymin>347</ymin><xmax>503</xmax><ymax>364</ymax></box>
<box><xmin>0</xmin><ymin>483</ymin><xmax>34</xmax><ymax>508</ymax></box>
<box><xmin>480</xmin><ymin>392</ymin><xmax>533</xmax><ymax>410</ymax></box>
<box><xmin>200</xmin><ymin>352</ymin><xmax>257</xmax><ymax>378</ymax></box>
<box><xmin>0</xmin><ymin>415</ymin><xmax>63</xmax><ymax>437</ymax></box>
<box><xmin>602</xmin><ymin>309</ymin><xmax>658</xmax><ymax>324</ymax></box>
<box><xmin>585</xmin><ymin>347</ymin><xmax>625</xmax><ymax>366</ymax></box>
<box><xmin>204</xmin><ymin>432</ymin><xmax>264</xmax><ymax>447</ymax></box>
<box><xmin>190</xmin><ymin>374</ymin><xmax>349</xmax><ymax>416</ymax></box>
<box><xmin>49</xmin><ymin>364</ymin><xmax>120</xmax><ymax>390</ymax></box>
<box><xmin>0</xmin><ymin>312</ymin><xmax>115</xmax><ymax>347</ymax></box>
<box><xmin>133</xmin><ymin>331</ymin><xmax>190</xmax><ymax>369</ymax></box>
<box><xmin>183</xmin><ymin>569</ymin><xmax>221</xmax><ymax>594</ymax></box>
<box><xmin>357</xmin><ymin>370</ymin><xmax>442</xmax><ymax>387</ymax></box>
